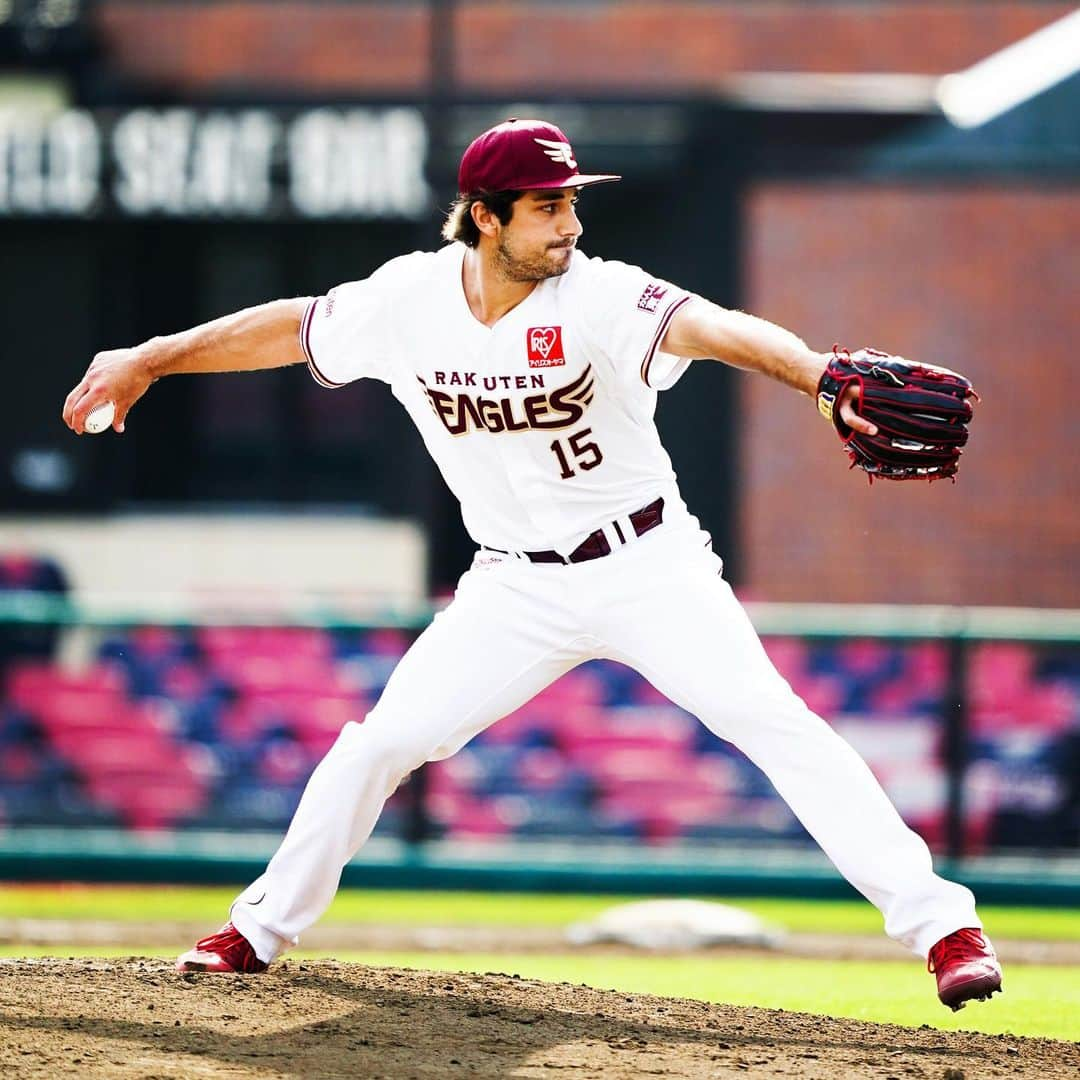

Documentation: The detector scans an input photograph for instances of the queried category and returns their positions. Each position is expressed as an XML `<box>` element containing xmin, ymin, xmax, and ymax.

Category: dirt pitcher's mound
<box><xmin>1</xmin><ymin>959</ymin><xmax>1076</xmax><ymax>1079</ymax></box>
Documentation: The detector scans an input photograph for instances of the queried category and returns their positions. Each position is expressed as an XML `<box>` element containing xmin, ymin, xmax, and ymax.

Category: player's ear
<box><xmin>471</xmin><ymin>200</ymin><xmax>500</xmax><ymax>239</ymax></box>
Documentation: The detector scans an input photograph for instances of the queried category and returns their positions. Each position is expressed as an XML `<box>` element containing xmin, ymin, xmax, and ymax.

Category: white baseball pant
<box><xmin>231</xmin><ymin>512</ymin><xmax>979</xmax><ymax>962</ymax></box>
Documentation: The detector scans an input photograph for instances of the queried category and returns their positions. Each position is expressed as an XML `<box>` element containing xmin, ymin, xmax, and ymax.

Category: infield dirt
<box><xmin>2</xmin><ymin>959</ymin><xmax>1076</xmax><ymax>1079</ymax></box>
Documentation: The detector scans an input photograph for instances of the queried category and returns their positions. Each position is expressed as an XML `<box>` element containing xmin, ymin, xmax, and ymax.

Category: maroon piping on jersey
<box><xmin>301</xmin><ymin>298</ymin><xmax>348</xmax><ymax>389</ymax></box>
<box><xmin>640</xmin><ymin>294</ymin><xmax>692</xmax><ymax>388</ymax></box>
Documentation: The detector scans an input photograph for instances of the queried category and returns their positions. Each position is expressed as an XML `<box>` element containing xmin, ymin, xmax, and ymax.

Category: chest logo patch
<box><xmin>416</xmin><ymin>364</ymin><xmax>594</xmax><ymax>438</ymax></box>
<box><xmin>527</xmin><ymin>326</ymin><xmax>565</xmax><ymax>368</ymax></box>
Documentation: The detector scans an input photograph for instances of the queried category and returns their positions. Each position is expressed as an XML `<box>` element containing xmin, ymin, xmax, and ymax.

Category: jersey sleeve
<box><xmin>300</xmin><ymin>252</ymin><xmax>429</xmax><ymax>388</ymax></box>
<box><xmin>575</xmin><ymin>256</ymin><xmax>697</xmax><ymax>391</ymax></box>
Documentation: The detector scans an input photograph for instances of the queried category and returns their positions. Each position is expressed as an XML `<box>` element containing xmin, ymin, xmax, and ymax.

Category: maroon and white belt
<box><xmin>485</xmin><ymin>497</ymin><xmax>666</xmax><ymax>566</ymax></box>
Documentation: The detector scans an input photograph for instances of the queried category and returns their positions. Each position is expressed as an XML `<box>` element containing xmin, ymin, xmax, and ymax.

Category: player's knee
<box><xmin>331</xmin><ymin>718</ymin><xmax>428</xmax><ymax>787</ymax></box>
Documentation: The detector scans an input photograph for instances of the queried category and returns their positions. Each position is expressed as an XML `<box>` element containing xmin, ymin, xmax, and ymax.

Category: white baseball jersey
<box><xmin>299</xmin><ymin>242</ymin><xmax>697</xmax><ymax>554</ymax></box>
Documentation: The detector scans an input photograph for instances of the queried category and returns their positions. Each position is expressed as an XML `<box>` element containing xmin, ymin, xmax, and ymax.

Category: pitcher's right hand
<box><xmin>63</xmin><ymin>345</ymin><xmax>155</xmax><ymax>435</ymax></box>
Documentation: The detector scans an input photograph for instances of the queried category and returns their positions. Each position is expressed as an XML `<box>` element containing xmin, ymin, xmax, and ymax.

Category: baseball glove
<box><xmin>817</xmin><ymin>347</ymin><xmax>978</xmax><ymax>481</ymax></box>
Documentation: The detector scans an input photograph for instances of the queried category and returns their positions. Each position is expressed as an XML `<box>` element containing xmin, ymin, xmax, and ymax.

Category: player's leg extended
<box><xmin>591</xmin><ymin>528</ymin><xmax>979</xmax><ymax>959</ymax></box>
<box><xmin>228</xmin><ymin>560</ymin><xmax>590</xmax><ymax>964</ymax></box>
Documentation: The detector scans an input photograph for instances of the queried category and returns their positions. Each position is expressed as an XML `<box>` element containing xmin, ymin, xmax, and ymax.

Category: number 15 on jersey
<box><xmin>550</xmin><ymin>428</ymin><xmax>604</xmax><ymax>479</ymax></box>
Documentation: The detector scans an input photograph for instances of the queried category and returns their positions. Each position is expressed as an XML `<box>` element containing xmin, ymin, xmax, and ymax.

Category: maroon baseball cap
<box><xmin>458</xmin><ymin>118</ymin><xmax>621</xmax><ymax>196</ymax></box>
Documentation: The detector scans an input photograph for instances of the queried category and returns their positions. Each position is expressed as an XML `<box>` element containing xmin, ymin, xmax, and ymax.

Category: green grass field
<box><xmin>3</xmin><ymin>885</ymin><xmax>1079</xmax><ymax>940</ymax></box>
<box><xmin>2</xmin><ymin>885</ymin><xmax>1077</xmax><ymax>1041</ymax></box>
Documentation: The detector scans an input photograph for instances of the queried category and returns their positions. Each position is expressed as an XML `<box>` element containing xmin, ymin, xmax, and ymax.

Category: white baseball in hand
<box><xmin>84</xmin><ymin>400</ymin><xmax>116</xmax><ymax>434</ymax></box>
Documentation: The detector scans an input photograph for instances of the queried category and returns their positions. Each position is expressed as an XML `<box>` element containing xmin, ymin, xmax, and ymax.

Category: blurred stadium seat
<box><xmin>0</xmin><ymin>619</ymin><xmax>1077</xmax><ymax>849</ymax></box>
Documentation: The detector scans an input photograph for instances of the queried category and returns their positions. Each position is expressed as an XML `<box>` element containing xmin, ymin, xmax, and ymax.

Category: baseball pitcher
<box><xmin>63</xmin><ymin>118</ymin><xmax>998</xmax><ymax>1010</ymax></box>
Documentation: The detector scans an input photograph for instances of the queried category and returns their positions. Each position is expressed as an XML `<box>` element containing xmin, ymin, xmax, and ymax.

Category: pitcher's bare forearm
<box><xmin>662</xmin><ymin>298</ymin><xmax>826</xmax><ymax>395</ymax></box>
<box><xmin>63</xmin><ymin>297</ymin><xmax>311</xmax><ymax>434</ymax></box>
<box><xmin>661</xmin><ymin>297</ymin><xmax>876</xmax><ymax>436</ymax></box>
<box><xmin>142</xmin><ymin>297</ymin><xmax>311</xmax><ymax>378</ymax></box>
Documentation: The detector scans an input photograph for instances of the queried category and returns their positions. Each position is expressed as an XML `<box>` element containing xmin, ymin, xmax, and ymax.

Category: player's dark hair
<box><xmin>441</xmin><ymin>190</ymin><xmax>522</xmax><ymax>247</ymax></box>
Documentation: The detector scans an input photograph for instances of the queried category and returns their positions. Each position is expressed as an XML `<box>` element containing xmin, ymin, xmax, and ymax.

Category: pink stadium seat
<box><xmin>538</xmin><ymin>668</ymin><xmax>607</xmax><ymax>708</ymax></box>
<box><xmin>596</xmin><ymin>789</ymin><xmax>731</xmax><ymax>841</ymax></box>
<box><xmin>363</xmin><ymin>628</ymin><xmax>412</xmax><ymax>657</ymax></box>
<box><xmin>597</xmin><ymin>764</ymin><xmax>737</xmax><ymax>802</ymax></box>
<box><xmin>291</xmin><ymin>696</ymin><xmax>364</xmax><ymax>750</ymax></box>
<box><xmin>218</xmin><ymin>699</ymin><xmax>287</xmax><ymax>743</ymax></box>
<box><xmin>868</xmin><ymin>679</ymin><xmax>925</xmax><ymax>715</ymax></box>
<box><xmin>197</xmin><ymin>626</ymin><xmax>332</xmax><ymax>661</ymax></box>
<box><xmin>212</xmin><ymin>653</ymin><xmax>347</xmax><ymax>696</ymax></box>
<box><xmin>229</xmin><ymin>689</ymin><xmax>303</xmax><ymax>718</ymax></box>
<box><xmin>293</xmin><ymin>730</ymin><xmax>332</xmax><ymax>758</ymax></box>
<box><xmin>762</xmin><ymin>637</ymin><xmax>809</xmax><ymax>681</ymax></box>
<box><xmin>540</xmin><ymin>703</ymin><xmax>601</xmax><ymax>738</ymax></box>
<box><xmin>425</xmin><ymin>759</ymin><xmax>470</xmax><ymax>797</ymax></box>
<box><xmin>291</xmin><ymin>700</ymin><xmax>362</xmax><ymax>756</ymax></box>
<box><xmin>514</xmin><ymin>747</ymin><xmax>570</xmax><ymax>788</ymax></box>
<box><xmin>969</xmin><ymin>643</ymin><xmax>1035</xmax><ymax>709</ymax></box>
<box><xmin>6</xmin><ymin>661</ymin><xmax>126</xmax><ymax>711</ymax></box>
<box><xmin>566</xmin><ymin>746</ymin><xmax>692</xmax><ymax>784</ymax></box>
<box><xmin>256</xmin><ymin>740</ymin><xmax>313</xmax><ymax>785</ymax></box>
<box><xmin>789</xmin><ymin>673</ymin><xmax>846</xmax><ymax>717</ymax></box>
<box><xmin>903</xmin><ymin>643</ymin><xmax>948</xmax><ymax>697</ymax></box>
<box><xmin>47</xmin><ymin>722</ymin><xmax>155</xmax><ymax>757</ymax></box>
<box><xmin>31</xmin><ymin>688</ymin><xmax>128</xmax><ymax>730</ymax></box>
<box><xmin>128</xmin><ymin>625</ymin><xmax>187</xmax><ymax>659</ymax></box>
<box><xmin>975</xmin><ymin>681</ymin><xmax>1078</xmax><ymax>735</ymax></box>
<box><xmin>261</xmin><ymin>627</ymin><xmax>333</xmax><ymax>658</ymax></box>
<box><xmin>558</xmin><ymin>733</ymin><xmax>692</xmax><ymax>762</ymax></box>
<box><xmin>629</xmin><ymin>679</ymin><xmax>674</xmax><ymax>706</ymax></box>
<box><xmin>158</xmin><ymin>662</ymin><xmax>213</xmax><ymax>701</ymax></box>
<box><xmin>431</xmin><ymin>794</ymin><xmax>512</xmax><ymax>837</ymax></box>
<box><xmin>65</xmin><ymin>727</ymin><xmax>213</xmax><ymax>828</ymax></box>
<box><xmin>836</xmin><ymin>639</ymin><xmax>897</xmax><ymax>678</ymax></box>
<box><xmin>196</xmin><ymin>626</ymin><xmax>254</xmax><ymax>656</ymax></box>
<box><xmin>646</xmin><ymin>796</ymin><xmax>732</xmax><ymax>841</ymax></box>
<box><xmin>85</xmin><ymin>773</ymin><xmax>208</xmax><ymax>830</ymax></box>
<box><xmin>64</xmin><ymin>732</ymin><xmax>178</xmax><ymax>773</ymax></box>
<box><xmin>481</xmin><ymin>703</ymin><xmax>556</xmax><ymax>743</ymax></box>
<box><xmin>553</xmin><ymin>705</ymin><xmax>697</xmax><ymax>752</ymax></box>
<box><xmin>215</xmin><ymin>690</ymin><xmax>364</xmax><ymax>750</ymax></box>
<box><xmin>427</xmin><ymin>787</ymin><xmax>469</xmax><ymax>821</ymax></box>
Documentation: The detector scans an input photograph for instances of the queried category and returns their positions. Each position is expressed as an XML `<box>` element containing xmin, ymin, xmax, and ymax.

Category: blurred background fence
<box><xmin>1</xmin><ymin>573</ymin><xmax>1078</xmax><ymax>901</ymax></box>
<box><xmin>2</xmin><ymin>2</ymin><xmax>1078</xmax><ymax>901</ymax></box>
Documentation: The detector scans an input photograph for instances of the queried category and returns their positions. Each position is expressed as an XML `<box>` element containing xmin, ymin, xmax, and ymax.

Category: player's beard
<box><xmin>493</xmin><ymin>234</ymin><xmax>575</xmax><ymax>282</ymax></box>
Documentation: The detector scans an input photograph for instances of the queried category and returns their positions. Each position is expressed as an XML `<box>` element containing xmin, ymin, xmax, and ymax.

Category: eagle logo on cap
<box><xmin>534</xmin><ymin>138</ymin><xmax>577</xmax><ymax>169</ymax></box>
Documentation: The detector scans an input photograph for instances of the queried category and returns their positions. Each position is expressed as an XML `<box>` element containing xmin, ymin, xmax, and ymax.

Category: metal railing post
<box><xmin>943</xmin><ymin>634</ymin><xmax>970</xmax><ymax>860</ymax></box>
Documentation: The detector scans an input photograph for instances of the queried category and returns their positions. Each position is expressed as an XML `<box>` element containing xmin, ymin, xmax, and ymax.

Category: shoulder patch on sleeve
<box><xmin>636</xmin><ymin>283</ymin><xmax>669</xmax><ymax>313</ymax></box>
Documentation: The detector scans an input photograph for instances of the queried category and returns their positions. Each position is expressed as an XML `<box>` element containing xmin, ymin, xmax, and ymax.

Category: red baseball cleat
<box><xmin>176</xmin><ymin>922</ymin><xmax>268</xmax><ymax>974</ymax></box>
<box><xmin>928</xmin><ymin>927</ymin><xmax>1002</xmax><ymax>1010</ymax></box>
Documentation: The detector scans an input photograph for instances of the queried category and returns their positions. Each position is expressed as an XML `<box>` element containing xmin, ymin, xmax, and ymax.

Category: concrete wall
<box><xmin>0</xmin><ymin>515</ymin><xmax>427</xmax><ymax>614</ymax></box>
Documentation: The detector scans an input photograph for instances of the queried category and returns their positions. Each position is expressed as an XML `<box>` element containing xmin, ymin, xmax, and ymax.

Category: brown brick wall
<box><xmin>94</xmin><ymin>2</ymin><xmax>1074</xmax><ymax>93</ymax></box>
<box><xmin>741</xmin><ymin>184</ymin><xmax>1080</xmax><ymax>606</ymax></box>
<box><xmin>95</xmin><ymin>2</ymin><xmax>430</xmax><ymax>93</ymax></box>
<box><xmin>456</xmin><ymin>2</ymin><xmax>1074</xmax><ymax>90</ymax></box>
